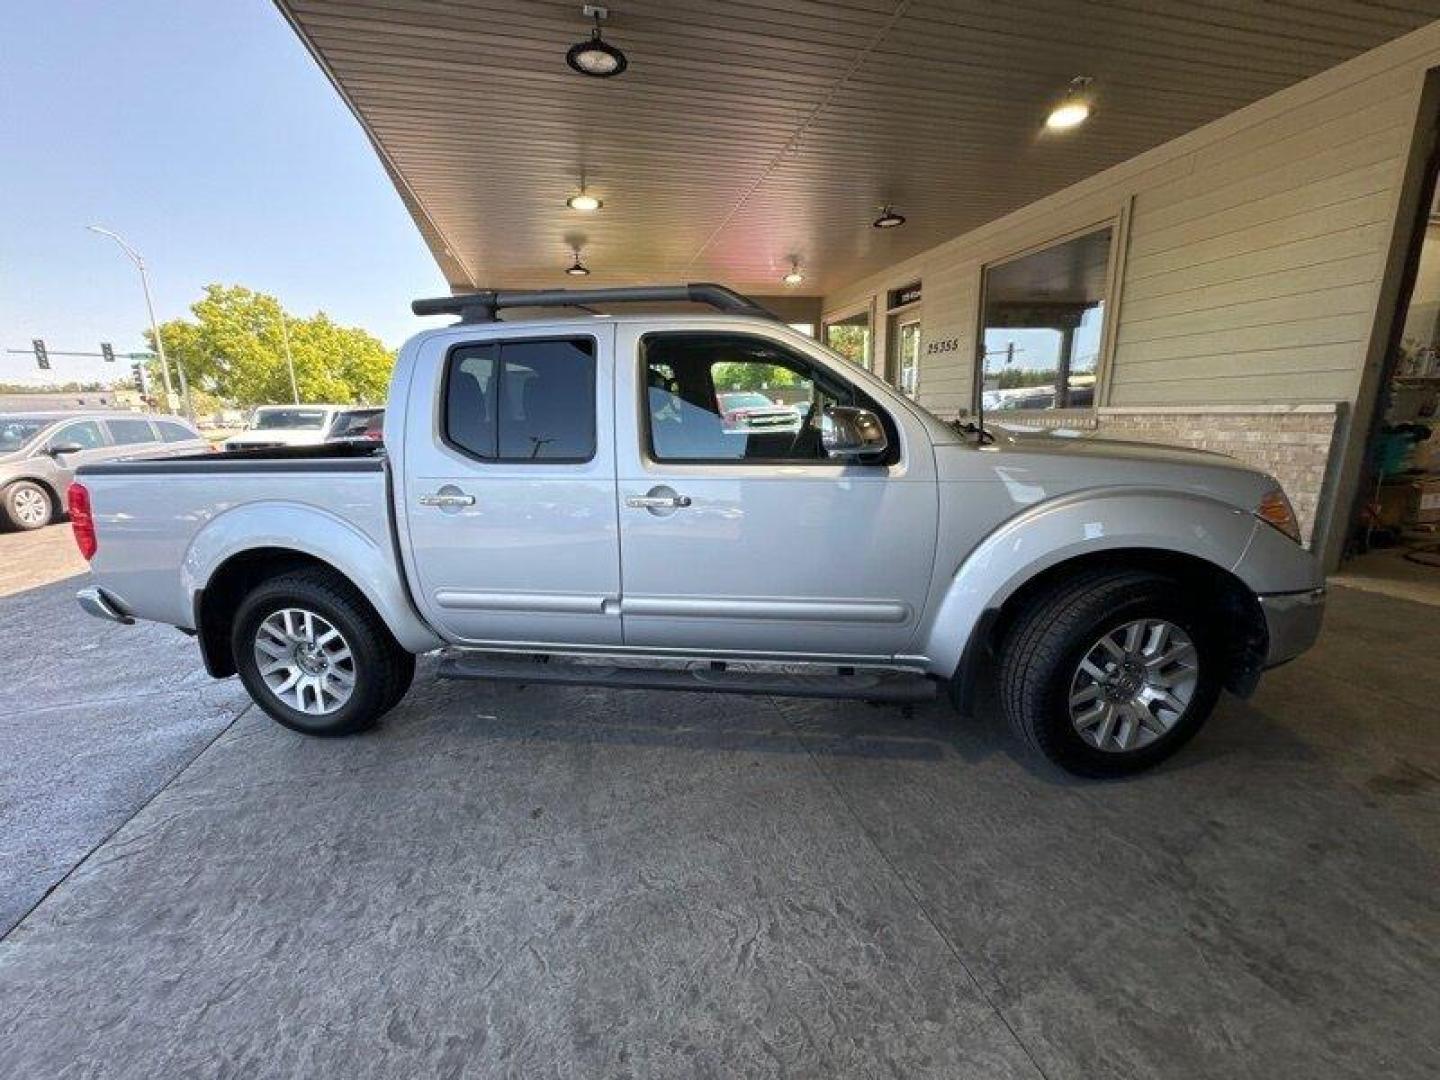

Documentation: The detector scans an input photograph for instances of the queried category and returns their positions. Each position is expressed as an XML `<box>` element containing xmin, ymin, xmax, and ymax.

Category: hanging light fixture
<box><xmin>566</xmin><ymin>190</ymin><xmax>603</xmax><ymax>212</ymax></box>
<box><xmin>782</xmin><ymin>260</ymin><xmax>804</xmax><ymax>287</ymax></box>
<box><xmin>1046</xmin><ymin>76</ymin><xmax>1094</xmax><ymax>130</ymax></box>
<box><xmin>872</xmin><ymin>206</ymin><xmax>906</xmax><ymax>229</ymax></box>
<box><xmin>566</xmin><ymin>252</ymin><xmax>591</xmax><ymax>276</ymax></box>
<box><xmin>566</xmin><ymin>5</ymin><xmax>628</xmax><ymax>78</ymax></box>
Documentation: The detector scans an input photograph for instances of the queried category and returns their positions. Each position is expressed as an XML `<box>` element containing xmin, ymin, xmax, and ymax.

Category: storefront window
<box><xmin>825</xmin><ymin>309</ymin><xmax>872</xmax><ymax>369</ymax></box>
<box><xmin>979</xmin><ymin>227</ymin><xmax>1114</xmax><ymax>412</ymax></box>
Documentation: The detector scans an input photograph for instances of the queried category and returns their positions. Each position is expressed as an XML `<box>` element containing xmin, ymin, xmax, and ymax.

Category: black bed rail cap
<box><xmin>411</xmin><ymin>283</ymin><xmax>780</xmax><ymax>324</ymax></box>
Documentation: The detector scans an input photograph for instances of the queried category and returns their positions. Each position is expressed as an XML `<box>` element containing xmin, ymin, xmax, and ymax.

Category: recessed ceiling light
<box><xmin>782</xmin><ymin>261</ymin><xmax>804</xmax><ymax>287</ymax></box>
<box><xmin>566</xmin><ymin>5</ymin><xmax>627</xmax><ymax>78</ymax></box>
<box><xmin>566</xmin><ymin>192</ymin><xmax>602</xmax><ymax>212</ymax></box>
<box><xmin>1046</xmin><ymin>76</ymin><xmax>1094</xmax><ymax>130</ymax></box>
<box><xmin>872</xmin><ymin>206</ymin><xmax>906</xmax><ymax>229</ymax></box>
<box><xmin>566</xmin><ymin>254</ymin><xmax>591</xmax><ymax>276</ymax></box>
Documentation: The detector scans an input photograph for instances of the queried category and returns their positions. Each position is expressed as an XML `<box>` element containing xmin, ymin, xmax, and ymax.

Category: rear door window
<box><xmin>107</xmin><ymin>418</ymin><xmax>158</xmax><ymax>445</ymax></box>
<box><xmin>155</xmin><ymin>420</ymin><xmax>199</xmax><ymax>443</ymax></box>
<box><xmin>445</xmin><ymin>338</ymin><xmax>595</xmax><ymax>462</ymax></box>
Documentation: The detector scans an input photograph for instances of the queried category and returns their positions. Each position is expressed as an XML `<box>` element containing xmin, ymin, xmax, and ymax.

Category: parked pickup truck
<box><xmin>70</xmin><ymin>284</ymin><xmax>1324</xmax><ymax>777</ymax></box>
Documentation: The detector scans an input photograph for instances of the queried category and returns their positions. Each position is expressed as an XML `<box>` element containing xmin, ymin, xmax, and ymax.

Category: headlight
<box><xmin>1255</xmin><ymin>486</ymin><xmax>1301</xmax><ymax>543</ymax></box>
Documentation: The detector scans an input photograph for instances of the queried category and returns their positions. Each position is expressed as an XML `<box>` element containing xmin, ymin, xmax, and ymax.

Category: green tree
<box><xmin>146</xmin><ymin>284</ymin><xmax>394</xmax><ymax>407</ymax></box>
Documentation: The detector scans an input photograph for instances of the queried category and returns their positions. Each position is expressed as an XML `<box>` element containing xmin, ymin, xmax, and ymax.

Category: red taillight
<box><xmin>68</xmin><ymin>482</ymin><xmax>97</xmax><ymax>560</ymax></box>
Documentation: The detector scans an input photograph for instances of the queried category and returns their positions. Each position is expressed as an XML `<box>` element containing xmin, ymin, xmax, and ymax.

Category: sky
<box><xmin>0</xmin><ymin>0</ymin><xmax>451</xmax><ymax>387</ymax></box>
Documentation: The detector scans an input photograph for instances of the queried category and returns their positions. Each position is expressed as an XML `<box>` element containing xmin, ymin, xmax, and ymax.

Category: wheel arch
<box><xmin>947</xmin><ymin>547</ymin><xmax>1267</xmax><ymax>716</ymax></box>
<box><xmin>193</xmin><ymin>543</ymin><xmax>438</xmax><ymax>678</ymax></box>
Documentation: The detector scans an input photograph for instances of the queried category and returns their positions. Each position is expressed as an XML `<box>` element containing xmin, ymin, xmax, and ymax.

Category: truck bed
<box><xmin>75</xmin><ymin>445</ymin><xmax>397</xmax><ymax>633</ymax></box>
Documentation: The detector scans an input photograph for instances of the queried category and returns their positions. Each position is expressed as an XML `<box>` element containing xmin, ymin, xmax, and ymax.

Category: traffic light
<box><xmin>101</xmin><ymin>342</ymin><xmax>115</xmax><ymax>363</ymax></box>
<box><xmin>131</xmin><ymin>361</ymin><xmax>149</xmax><ymax>394</ymax></box>
<box><xmin>33</xmin><ymin>339</ymin><xmax>49</xmax><ymax>370</ymax></box>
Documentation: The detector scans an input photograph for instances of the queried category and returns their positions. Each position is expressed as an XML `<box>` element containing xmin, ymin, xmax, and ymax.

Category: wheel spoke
<box><xmin>1122</xmin><ymin>622</ymin><xmax>1143</xmax><ymax>654</ymax></box>
<box><xmin>1146</xmin><ymin>642</ymin><xmax>1195</xmax><ymax>673</ymax></box>
<box><xmin>1098</xmin><ymin>635</ymin><xmax>1127</xmax><ymax>663</ymax></box>
<box><xmin>1070</xmin><ymin>684</ymin><xmax>1102</xmax><ymax>708</ymax></box>
<box><xmin>1079</xmin><ymin>658</ymin><xmax>1110</xmax><ymax>684</ymax></box>
<box><xmin>1093</xmin><ymin>706</ymin><xmax>1119</xmax><ymax>748</ymax></box>
<box><xmin>1074</xmin><ymin>702</ymin><xmax>1108</xmax><ymax>730</ymax></box>
<box><xmin>255</xmin><ymin>637</ymin><xmax>289</xmax><ymax>661</ymax></box>
<box><xmin>1115</xmin><ymin>706</ymin><xmax>1139</xmax><ymax>750</ymax></box>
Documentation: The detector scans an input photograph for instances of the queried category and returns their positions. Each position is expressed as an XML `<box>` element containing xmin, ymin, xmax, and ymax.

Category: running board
<box><xmin>436</xmin><ymin>654</ymin><xmax>938</xmax><ymax>703</ymax></box>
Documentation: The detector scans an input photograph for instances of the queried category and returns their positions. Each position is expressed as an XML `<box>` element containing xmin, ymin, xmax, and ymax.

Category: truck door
<box><xmin>398</xmin><ymin>324</ymin><xmax>623</xmax><ymax>646</ymax></box>
<box><xmin>613</xmin><ymin>324</ymin><xmax>938</xmax><ymax>659</ymax></box>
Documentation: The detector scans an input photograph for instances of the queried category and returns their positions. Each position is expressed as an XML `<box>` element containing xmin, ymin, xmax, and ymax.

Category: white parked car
<box><xmin>223</xmin><ymin>405</ymin><xmax>351</xmax><ymax>451</ymax></box>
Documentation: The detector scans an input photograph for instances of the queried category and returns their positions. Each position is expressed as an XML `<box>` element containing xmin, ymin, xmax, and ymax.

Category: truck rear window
<box><xmin>445</xmin><ymin>338</ymin><xmax>595</xmax><ymax>462</ymax></box>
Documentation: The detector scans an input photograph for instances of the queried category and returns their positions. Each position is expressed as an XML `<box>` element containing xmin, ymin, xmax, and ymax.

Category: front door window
<box><xmin>643</xmin><ymin>333</ymin><xmax>875</xmax><ymax>463</ymax></box>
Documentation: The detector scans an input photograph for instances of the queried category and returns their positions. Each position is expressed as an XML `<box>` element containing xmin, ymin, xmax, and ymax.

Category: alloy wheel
<box><xmin>1067</xmin><ymin>618</ymin><xmax>1198</xmax><ymax>753</ymax></box>
<box><xmin>253</xmin><ymin>607</ymin><xmax>356</xmax><ymax>715</ymax></box>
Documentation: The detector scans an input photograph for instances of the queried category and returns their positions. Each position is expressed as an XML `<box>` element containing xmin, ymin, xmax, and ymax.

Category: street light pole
<box><xmin>86</xmin><ymin>225</ymin><xmax>174</xmax><ymax>411</ymax></box>
<box><xmin>276</xmin><ymin>311</ymin><xmax>300</xmax><ymax>404</ymax></box>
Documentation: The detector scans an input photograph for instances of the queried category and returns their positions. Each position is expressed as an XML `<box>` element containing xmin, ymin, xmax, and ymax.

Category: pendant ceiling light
<box><xmin>782</xmin><ymin>261</ymin><xmax>804</xmax><ymax>287</ymax></box>
<box><xmin>566</xmin><ymin>253</ymin><xmax>591</xmax><ymax>276</ymax></box>
<box><xmin>567</xmin><ymin>5</ymin><xmax>628</xmax><ymax>78</ymax></box>
<box><xmin>1046</xmin><ymin>76</ymin><xmax>1094</xmax><ymax>130</ymax></box>
<box><xmin>566</xmin><ymin>190</ymin><xmax>603</xmax><ymax>212</ymax></box>
<box><xmin>872</xmin><ymin>206</ymin><xmax>906</xmax><ymax>229</ymax></box>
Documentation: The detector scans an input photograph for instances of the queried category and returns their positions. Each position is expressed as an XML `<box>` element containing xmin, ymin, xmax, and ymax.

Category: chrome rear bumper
<box><xmin>77</xmin><ymin>586</ymin><xmax>134</xmax><ymax>626</ymax></box>
<box><xmin>1258</xmin><ymin>586</ymin><xmax>1325</xmax><ymax>667</ymax></box>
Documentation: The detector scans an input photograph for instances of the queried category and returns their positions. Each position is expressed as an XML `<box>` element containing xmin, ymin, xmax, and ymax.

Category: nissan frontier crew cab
<box><xmin>69</xmin><ymin>284</ymin><xmax>1325</xmax><ymax>778</ymax></box>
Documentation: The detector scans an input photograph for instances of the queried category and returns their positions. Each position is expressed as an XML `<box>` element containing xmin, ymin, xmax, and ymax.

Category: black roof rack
<box><xmin>411</xmin><ymin>282</ymin><xmax>779</xmax><ymax>324</ymax></box>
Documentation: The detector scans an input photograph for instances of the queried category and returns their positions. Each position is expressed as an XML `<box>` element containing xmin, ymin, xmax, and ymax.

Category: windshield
<box><xmin>717</xmin><ymin>392</ymin><xmax>777</xmax><ymax>410</ymax></box>
<box><xmin>251</xmin><ymin>408</ymin><xmax>328</xmax><ymax>431</ymax></box>
<box><xmin>0</xmin><ymin>418</ymin><xmax>46</xmax><ymax>453</ymax></box>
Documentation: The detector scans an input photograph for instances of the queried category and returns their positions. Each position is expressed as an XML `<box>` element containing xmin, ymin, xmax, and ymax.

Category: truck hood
<box><xmin>936</xmin><ymin>426</ymin><xmax>1276</xmax><ymax>513</ymax></box>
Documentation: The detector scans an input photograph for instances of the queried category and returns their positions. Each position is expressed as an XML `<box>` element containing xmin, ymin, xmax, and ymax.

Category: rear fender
<box><xmin>918</xmin><ymin>488</ymin><xmax>1258</xmax><ymax>675</ymax></box>
<box><xmin>183</xmin><ymin>501</ymin><xmax>441</xmax><ymax>653</ymax></box>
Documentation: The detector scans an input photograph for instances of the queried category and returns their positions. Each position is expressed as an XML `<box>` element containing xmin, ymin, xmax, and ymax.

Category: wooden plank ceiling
<box><xmin>277</xmin><ymin>0</ymin><xmax>1440</xmax><ymax>297</ymax></box>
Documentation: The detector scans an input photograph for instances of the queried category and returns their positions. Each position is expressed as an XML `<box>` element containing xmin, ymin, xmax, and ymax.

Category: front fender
<box><xmin>916</xmin><ymin>488</ymin><xmax>1259</xmax><ymax>676</ymax></box>
<box><xmin>182</xmin><ymin>501</ymin><xmax>442</xmax><ymax>653</ymax></box>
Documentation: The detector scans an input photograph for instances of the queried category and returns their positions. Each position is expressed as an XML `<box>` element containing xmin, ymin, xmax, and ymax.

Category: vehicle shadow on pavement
<box><xmin>387</xmin><ymin>655</ymin><xmax>1314</xmax><ymax>789</ymax></box>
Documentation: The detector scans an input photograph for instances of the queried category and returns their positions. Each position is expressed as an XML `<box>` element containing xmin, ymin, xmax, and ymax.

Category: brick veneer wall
<box><xmin>1091</xmin><ymin>405</ymin><xmax>1344</xmax><ymax>545</ymax></box>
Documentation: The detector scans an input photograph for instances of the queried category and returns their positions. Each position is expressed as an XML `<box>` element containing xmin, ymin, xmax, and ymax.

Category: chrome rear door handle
<box><xmin>419</xmin><ymin>492</ymin><xmax>476</xmax><ymax>507</ymax></box>
<box><xmin>626</xmin><ymin>494</ymin><xmax>691</xmax><ymax>509</ymax></box>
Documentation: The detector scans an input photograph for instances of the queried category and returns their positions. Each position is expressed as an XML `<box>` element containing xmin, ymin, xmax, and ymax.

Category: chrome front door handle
<box><xmin>626</xmin><ymin>493</ymin><xmax>692</xmax><ymax>510</ymax></box>
<box><xmin>419</xmin><ymin>491</ymin><xmax>476</xmax><ymax>508</ymax></box>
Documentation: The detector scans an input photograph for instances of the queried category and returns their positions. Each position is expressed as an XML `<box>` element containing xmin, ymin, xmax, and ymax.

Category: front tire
<box><xmin>999</xmin><ymin>570</ymin><xmax>1222</xmax><ymax>778</ymax></box>
<box><xmin>232</xmin><ymin>568</ymin><xmax>415</xmax><ymax>736</ymax></box>
<box><xmin>2</xmin><ymin>480</ymin><xmax>54</xmax><ymax>530</ymax></box>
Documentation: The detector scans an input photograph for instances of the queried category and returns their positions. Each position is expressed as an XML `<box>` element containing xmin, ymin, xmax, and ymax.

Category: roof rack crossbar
<box><xmin>411</xmin><ymin>283</ymin><xmax>779</xmax><ymax>323</ymax></box>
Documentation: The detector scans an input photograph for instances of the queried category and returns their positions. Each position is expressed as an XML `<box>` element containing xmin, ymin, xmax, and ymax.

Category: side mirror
<box><xmin>822</xmin><ymin>406</ymin><xmax>888</xmax><ymax>459</ymax></box>
<box><xmin>47</xmin><ymin>442</ymin><xmax>85</xmax><ymax>457</ymax></box>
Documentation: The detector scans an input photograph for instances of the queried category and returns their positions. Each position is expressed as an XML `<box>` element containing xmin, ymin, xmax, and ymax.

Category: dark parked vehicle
<box><xmin>325</xmin><ymin>407</ymin><xmax>385</xmax><ymax>444</ymax></box>
<box><xmin>0</xmin><ymin>411</ymin><xmax>208</xmax><ymax>530</ymax></box>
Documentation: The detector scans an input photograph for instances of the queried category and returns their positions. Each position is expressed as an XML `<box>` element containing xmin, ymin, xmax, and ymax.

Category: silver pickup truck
<box><xmin>70</xmin><ymin>284</ymin><xmax>1324</xmax><ymax>777</ymax></box>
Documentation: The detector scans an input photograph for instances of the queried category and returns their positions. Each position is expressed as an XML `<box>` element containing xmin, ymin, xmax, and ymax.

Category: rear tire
<box><xmin>998</xmin><ymin>570</ymin><xmax>1222</xmax><ymax>778</ymax></box>
<box><xmin>232</xmin><ymin>567</ymin><xmax>414</xmax><ymax>736</ymax></box>
<box><xmin>2</xmin><ymin>480</ymin><xmax>54</xmax><ymax>530</ymax></box>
